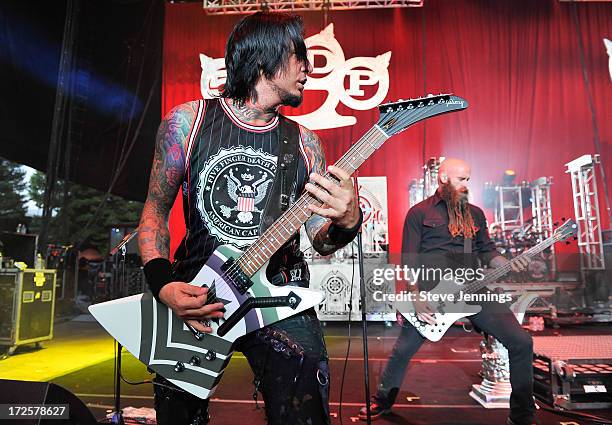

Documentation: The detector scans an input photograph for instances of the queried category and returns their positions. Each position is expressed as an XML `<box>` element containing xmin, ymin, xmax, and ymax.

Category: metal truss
<box><xmin>203</xmin><ymin>0</ymin><xmax>424</xmax><ymax>15</ymax></box>
<box><xmin>423</xmin><ymin>156</ymin><xmax>444</xmax><ymax>199</ymax></box>
<box><xmin>408</xmin><ymin>178</ymin><xmax>424</xmax><ymax>208</ymax></box>
<box><xmin>566</xmin><ymin>154</ymin><xmax>606</xmax><ymax>274</ymax></box>
<box><xmin>531</xmin><ymin>176</ymin><xmax>556</xmax><ymax>273</ymax></box>
<box><xmin>494</xmin><ymin>185</ymin><xmax>526</xmax><ymax>232</ymax></box>
<box><xmin>407</xmin><ymin>157</ymin><xmax>444</xmax><ymax>208</ymax></box>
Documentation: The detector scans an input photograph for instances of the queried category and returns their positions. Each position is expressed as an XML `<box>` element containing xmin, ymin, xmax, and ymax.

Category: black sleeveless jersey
<box><xmin>173</xmin><ymin>98</ymin><xmax>311</xmax><ymax>284</ymax></box>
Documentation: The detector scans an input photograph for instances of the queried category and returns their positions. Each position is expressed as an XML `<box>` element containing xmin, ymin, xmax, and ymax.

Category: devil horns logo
<box><xmin>200</xmin><ymin>24</ymin><xmax>392</xmax><ymax>130</ymax></box>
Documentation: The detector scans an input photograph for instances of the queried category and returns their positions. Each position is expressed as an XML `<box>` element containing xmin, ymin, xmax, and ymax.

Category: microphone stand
<box><xmin>354</xmin><ymin>179</ymin><xmax>373</xmax><ymax>425</ymax></box>
<box><xmin>108</xmin><ymin>229</ymin><xmax>138</xmax><ymax>425</ymax></box>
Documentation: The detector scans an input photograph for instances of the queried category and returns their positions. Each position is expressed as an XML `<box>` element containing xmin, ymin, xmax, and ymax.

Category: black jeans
<box><xmin>153</xmin><ymin>309</ymin><xmax>331</xmax><ymax>425</ymax></box>
<box><xmin>374</xmin><ymin>301</ymin><xmax>535</xmax><ymax>425</ymax></box>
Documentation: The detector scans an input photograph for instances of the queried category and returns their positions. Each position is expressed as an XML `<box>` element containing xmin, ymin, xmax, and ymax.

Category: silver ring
<box><xmin>316</xmin><ymin>368</ymin><xmax>329</xmax><ymax>386</ymax></box>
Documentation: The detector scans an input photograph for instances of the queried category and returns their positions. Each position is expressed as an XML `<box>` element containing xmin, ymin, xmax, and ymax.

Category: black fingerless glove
<box><xmin>328</xmin><ymin>208</ymin><xmax>363</xmax><ymax>245</ymax></box>
<box><xmin>143</xmin><ymin>258</ymin><xmax>173</xmax><ymax>302</ymax></box>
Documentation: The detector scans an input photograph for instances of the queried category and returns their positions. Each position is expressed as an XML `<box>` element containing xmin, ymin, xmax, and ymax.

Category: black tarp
<box><xmin>0</xmin><ymin>0</ymin><xmax>163</xmax><ymax>202</ymax></box>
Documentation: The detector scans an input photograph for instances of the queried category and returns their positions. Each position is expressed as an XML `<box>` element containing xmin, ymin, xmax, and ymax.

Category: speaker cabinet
<box><xmin>0</xmin><ymin>268</ymin><xmax>56</xmax><ymax>352</ymax></box>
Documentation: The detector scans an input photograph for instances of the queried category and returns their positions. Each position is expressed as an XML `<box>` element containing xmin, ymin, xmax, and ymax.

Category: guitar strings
<box><xmin>461</xmin><ymin>230</ymin><xmax>564</xmax><ymax>294</ymax></box>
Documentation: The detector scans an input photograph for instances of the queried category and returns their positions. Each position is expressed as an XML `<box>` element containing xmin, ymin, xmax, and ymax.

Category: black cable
<box><xmin>421</xmin><ymin>7</ymin><xmax>427</xmax><ymax>167</ymax></box>
<box><xmin>119</xmin><ymin>374</ymin><xmax>152</xmax><ymax>387</ymax></box>
<box><xmin>113</xmin><ymin>340</ymin><xmax>118</xmax><ymax>405</ymax></box>
<box><xmin>338</xmin><ymin>243</ymin><xmax>356</xmax><ymax>425</ymax></box>
<box><xmin>536</xmin><ymin>401</ymin><xmax>612</xmax><ymax>424</ymax></box>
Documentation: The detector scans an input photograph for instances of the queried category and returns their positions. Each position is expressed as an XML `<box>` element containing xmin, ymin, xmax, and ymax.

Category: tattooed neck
<box><xmin>228</xmin><ymin>99</ymin><xmax>278</xmax><ymax>125</ymax></box>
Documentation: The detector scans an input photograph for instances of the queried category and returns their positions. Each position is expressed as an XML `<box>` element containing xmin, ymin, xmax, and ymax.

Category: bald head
<box><xmin>438</xmin><ymin>158</ymin><xmax>471</xmax><ymax>200</ymax></box>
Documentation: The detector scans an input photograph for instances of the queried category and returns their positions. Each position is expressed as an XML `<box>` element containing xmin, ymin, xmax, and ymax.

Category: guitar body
<box><xmin>89</xmin><ymin>244</ymin><xmax>324</xmax><ymax>399</ymax></box>
<box><xmin>399</xmin><ymin>278</ymin><xmax>481</xmax><ymax>342</ymax></box>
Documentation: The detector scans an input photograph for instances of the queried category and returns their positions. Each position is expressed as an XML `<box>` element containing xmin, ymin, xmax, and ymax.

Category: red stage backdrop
<box><xmin>163</xmin><ymin>0</ymin><xmax>611</xmax><ymax>258</ymax></box>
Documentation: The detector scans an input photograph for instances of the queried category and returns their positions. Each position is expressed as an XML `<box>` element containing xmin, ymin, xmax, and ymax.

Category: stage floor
<box><xmin>1</xmin><ymin>318</ymin><xmax>612</xmax><ymax>425</ymax></box>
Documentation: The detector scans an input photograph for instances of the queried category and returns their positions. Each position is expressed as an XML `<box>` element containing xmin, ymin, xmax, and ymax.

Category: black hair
<box><xmin>222</xmin><ymin>12</ymin><xmax>308</xmax><ymax>104</ymax></box>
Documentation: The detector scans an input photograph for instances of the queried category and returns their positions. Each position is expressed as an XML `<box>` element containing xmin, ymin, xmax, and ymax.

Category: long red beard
<box><xmin>439</xmin><ymin>183</ymin><xmax>477</xmax><ymax>239</ymax></box>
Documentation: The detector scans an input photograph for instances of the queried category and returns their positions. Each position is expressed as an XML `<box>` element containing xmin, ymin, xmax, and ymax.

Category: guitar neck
<box><xmin>463</xmin><ymin>234</ymin><xmax>560</xmax><ymax>294</ymax></box>
<box><xmin>236</xmin><ymin>125</ymin><xmax>389</xmax><ymax>277</ymax></box>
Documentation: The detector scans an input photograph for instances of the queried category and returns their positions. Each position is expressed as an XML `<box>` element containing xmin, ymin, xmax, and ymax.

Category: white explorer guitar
<box><xmin>89</xmin><ymin>94</ymin><xmax>469</xmax><ymax>399</ymax></box>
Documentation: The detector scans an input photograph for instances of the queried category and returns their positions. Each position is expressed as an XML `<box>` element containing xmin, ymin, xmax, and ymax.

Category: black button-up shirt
<box><xmin>402</xmin><ymin>191</ymin><xmax>501</xmax><ymax>277</ymax></box>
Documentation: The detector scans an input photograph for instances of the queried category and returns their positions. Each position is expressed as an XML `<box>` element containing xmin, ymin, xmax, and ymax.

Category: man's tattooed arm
<box><xmin>138</xmin><ymin>101</ymin><xmax>199</xmax><ymax>263</ymax></box>
<box><xmin>302</xmin><ymin>127</ymin><xmax>349</xmax><ymax>256</ymax></box>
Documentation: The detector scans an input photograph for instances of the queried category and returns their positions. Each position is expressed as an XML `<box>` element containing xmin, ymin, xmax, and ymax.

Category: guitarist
<box><xmin>138</xmin><ymin>12</ymin><xmax>362</xmax><ymax>425</ymax></box>
<box><xmin>359</xmin><ymin>158</ymin><xmax>537</xmax><ymax>425</ymax></box>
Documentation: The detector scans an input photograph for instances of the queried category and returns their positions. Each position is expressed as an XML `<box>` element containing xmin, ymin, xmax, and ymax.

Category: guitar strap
<box><xmin>258</xmin><ymin>116</ymin><xmax>301</xmax><ymax>235</ymax></box>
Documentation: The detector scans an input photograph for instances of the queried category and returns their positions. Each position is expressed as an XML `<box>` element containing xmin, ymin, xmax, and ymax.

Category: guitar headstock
<box><xmin>377</xmin><ymin>94</ymin><xmax>468</xmax><ymax>137</ymax></box>
<box><xmin>553</xmin><ymin>218</ymin><xmax>578</xmax><ymax>243</ymax></box>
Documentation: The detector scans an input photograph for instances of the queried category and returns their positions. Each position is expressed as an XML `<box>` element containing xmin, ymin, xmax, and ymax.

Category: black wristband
<box><xmin>328</xmin><ymin>208</ymin><xmax>363</xmax><ymax>245</ymax></box>
<box><xmin>143</xmin><ymin>258</ymin><xmax>173</xmax><ymax>302</ymax></box>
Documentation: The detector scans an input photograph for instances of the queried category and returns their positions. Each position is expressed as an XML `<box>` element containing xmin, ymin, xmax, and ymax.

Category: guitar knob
<box><xmin>205</xmin><ymin>351</ymin><xmax>217</xmax><ymax>361</ymax></box>
<box><xmin>189</xmin><ymin>355</ymin><xmax>201</xmax><ymax>366</ymax></box>
<box><xmin>174</xmin><ymin>361</ymin><xmax>185</xmax><ymax>372</ymax></box>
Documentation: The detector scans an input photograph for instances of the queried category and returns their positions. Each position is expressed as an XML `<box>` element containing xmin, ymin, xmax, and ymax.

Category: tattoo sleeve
<box><xmin>138</xmin><ymin>101</ymin><xmax>199</xmax><ymax>264</ymax></box>
<box><xmin>302</xmin><ymin>127</ymin><xmax>346</xmax><ymax>256</ymax></box>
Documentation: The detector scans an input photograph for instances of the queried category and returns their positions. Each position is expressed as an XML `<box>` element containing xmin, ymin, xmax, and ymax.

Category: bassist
<box><xmin>359</xmin><ymin>158</ymin><xmax>536</xmax><ymax>425</ymax></box>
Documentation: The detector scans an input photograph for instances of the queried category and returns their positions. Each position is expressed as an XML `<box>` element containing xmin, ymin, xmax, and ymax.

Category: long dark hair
<box><xmin>222</xmin><ymin>12</ymin><xmax>308</xmax><ymax>104</ymax></box>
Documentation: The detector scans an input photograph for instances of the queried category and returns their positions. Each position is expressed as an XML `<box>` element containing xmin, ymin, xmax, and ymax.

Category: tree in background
<box><xmin>28</xmin><ymin>171</ymin><xmax>143</xmax><ymax>253</ymax></box>
<box><xmin>0</xmin><ymin>157</ymin><xmax>28</xmax><ymax>232</ymax></box>
<box><xmin>28</xmin><ymin>171</ymin><xmax>65</xmax><ymax>213</ymax></box>
<box><xmin>66</xmin><ymin>184</ymin><xmax>143</xmax><ymax>253</ymax></box>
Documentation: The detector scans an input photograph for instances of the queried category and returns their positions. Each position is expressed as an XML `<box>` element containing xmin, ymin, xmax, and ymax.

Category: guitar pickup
<box><xmin>221</xmin><ymin>258</ymin><xmax>253</xmax><ymax>294</ymax></box>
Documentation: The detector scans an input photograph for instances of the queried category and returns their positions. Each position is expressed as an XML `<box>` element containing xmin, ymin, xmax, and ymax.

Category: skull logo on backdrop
<box><xmin>200</xmin><ymin>24</ymin><xmax>392</xmax><ymax>130</ymax></box>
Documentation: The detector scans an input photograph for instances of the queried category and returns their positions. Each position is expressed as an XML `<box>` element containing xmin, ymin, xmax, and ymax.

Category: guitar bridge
<box><xmin>217</xmin><ymin>292</ymin><xmax>302</xmax><ymax>337</ymax></box>
<box><xmin>221</xmin><ymin>258</ymin><xmax>253</xmax><ymax>294</ymax></box>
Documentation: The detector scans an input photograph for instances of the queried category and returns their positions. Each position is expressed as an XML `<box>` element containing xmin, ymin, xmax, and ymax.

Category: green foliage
<box><xmin>0</xmin><ymin>157</ymin><xmax>28</xmax><ymax>229</ymax></box>
<box><xmin>27</xmin><ymin>172</ymin><xmax>143</xmax><ymax>253</ymax></box>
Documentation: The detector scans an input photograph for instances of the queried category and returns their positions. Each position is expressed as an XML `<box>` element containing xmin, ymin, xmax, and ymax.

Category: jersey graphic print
<box><xmin>196</xmin><ymin>145</ymin><xmax>277</xmax><ymax>248</ymax></box>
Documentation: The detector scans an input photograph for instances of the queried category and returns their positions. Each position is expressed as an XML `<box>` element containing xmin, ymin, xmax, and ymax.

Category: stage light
<box><xmin>503</xmin><ymin>169</ymin><xmax>516</xmax><ymax>185</ymax></box>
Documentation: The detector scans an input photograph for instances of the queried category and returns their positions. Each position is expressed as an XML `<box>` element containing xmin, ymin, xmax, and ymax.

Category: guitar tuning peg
<box><xmin>553</xmin><ymin>222</ymin><xmax>559</xmax><ymax>227</ymax></box>
<box><xmin>565</xmin><ymin>241</ymin><xmax>571</xmax><ymax>245</ymax></box>
<box><xmin>573</xmin><ymin>236</ymin><xmax>578</xmax><ymax>240</ymax></box>
<box><xmin>561</xmin><ymin>217</ymin><xmax>566</xmax><ymax>221</ymax></box>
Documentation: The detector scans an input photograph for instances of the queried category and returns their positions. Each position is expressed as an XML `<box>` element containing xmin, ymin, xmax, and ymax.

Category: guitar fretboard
<box><xmin>460</xmin><ymin>230</ymin><xmax>567</xmax><ymax>295</ymax></box>
<box><xmin>235</xmin><ymin>125</ymin><xmax>389</xmax><ymax>277</ymax></box>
